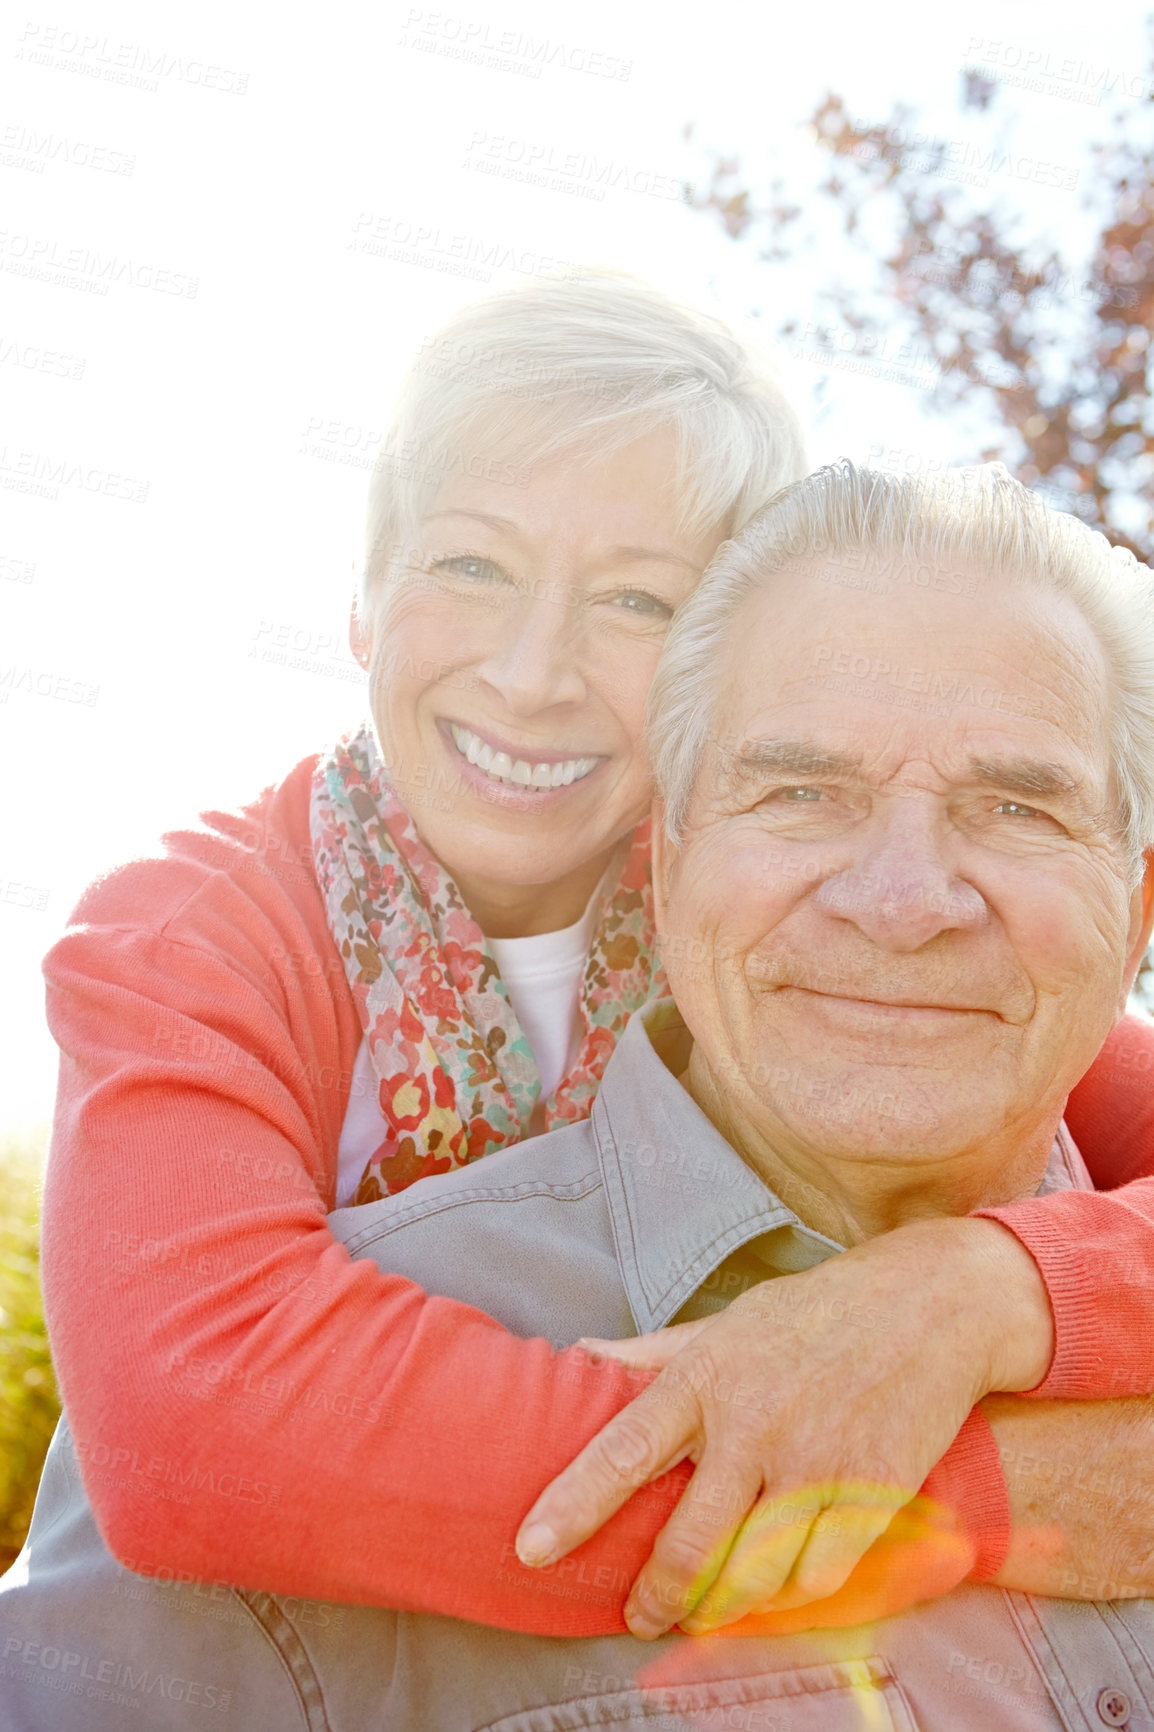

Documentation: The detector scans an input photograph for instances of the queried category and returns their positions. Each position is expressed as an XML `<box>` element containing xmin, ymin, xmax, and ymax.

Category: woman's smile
<box><xmin>443</xmin><ymin>719</ymin><xmax>603</xmax><ymax>795</ymax></box>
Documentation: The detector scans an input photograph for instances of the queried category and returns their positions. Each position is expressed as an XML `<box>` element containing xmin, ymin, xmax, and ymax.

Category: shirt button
<box><xmin>1096</xmin><ymin>1687</ymin><xmax>1131</xmax><ymax>1726</ymax></box>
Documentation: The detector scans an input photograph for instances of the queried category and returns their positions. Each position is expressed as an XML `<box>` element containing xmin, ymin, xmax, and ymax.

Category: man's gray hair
<box><xmin>359</xmin><ymin>271</ymin><xmax>807</xmax><ymax>615</ymax></box>
<box><xmin>648</xmin><ymin>460</ymin><xmax>1154</xmax><ymax>877</ymax></box>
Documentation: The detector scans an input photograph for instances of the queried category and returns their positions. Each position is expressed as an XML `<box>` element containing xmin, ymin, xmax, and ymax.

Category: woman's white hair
<box><xmin>648</xmin><ymin>460</ymin><xmax>1154</xmax><ymax>880</ymax></box>
<box><xmin>359</xmin><ymin>270</ymin><xmax>807</xmax><ymax>616</ymax></box>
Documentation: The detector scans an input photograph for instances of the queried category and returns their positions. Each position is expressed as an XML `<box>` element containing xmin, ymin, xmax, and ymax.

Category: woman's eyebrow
<box><xmin>423</xmin><ymin>508</ymin><xmax>518</xmax><ymax>532</ymax></box>
<box><xmin>610</xmin><ymin>545</ymin><xmax>703</xmax><ymax>570</ymax></box>
<box><xmin>420</xmin><ymin>517</ymin><xmax>701</xmax><ymax>571</ymax></box>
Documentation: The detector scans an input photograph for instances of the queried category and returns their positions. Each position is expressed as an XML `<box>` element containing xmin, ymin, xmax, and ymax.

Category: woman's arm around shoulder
<box><xmin>979</xmin><ymin>1012</ymin><xmax>1154</xmax><ymax>1399</ymax></box>
<box><xmin>41</xmin><ymin>760</ymin><xmax>675</xmax><ymax>1634</ymax></box>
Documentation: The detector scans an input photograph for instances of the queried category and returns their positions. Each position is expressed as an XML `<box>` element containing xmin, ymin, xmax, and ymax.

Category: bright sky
<box><xmin>2</xmin><ymin>0</ymin><xmax>1150</xmax><ymax>1132</ymax></box>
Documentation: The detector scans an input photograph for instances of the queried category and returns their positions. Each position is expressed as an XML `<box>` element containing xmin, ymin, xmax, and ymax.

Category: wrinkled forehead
<box><xmin>712</xmin><ymin>551</ymin><xmax>1116</xmax><ymax>786</ymax></box>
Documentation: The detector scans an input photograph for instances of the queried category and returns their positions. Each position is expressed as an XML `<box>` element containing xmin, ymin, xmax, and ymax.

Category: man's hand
<box><xmin>516</xmin><ymin>1215</ymin><xmax>1053</xmax><ymax>1637</ymax></box>
<box><xmin>698</xmin><ymin>1394</ymin><xmax>1154</xmax><ymax>1631</ymax></box>
<box><xmin>717</xmin><ymin>1489</ymin><xmax>977</xmax><ymax>1635</ymax></box>
<box><xmin>987</xmin><ymin>1392</ymin><xmax>1154</xmax><ymax>1601</ymax></box>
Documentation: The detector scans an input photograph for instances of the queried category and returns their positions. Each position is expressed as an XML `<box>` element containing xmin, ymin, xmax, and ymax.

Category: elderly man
<box><xmin>5</xmin><ymin>462</ymin><xmax>1154</xmax><ymax>1729</ymax></box>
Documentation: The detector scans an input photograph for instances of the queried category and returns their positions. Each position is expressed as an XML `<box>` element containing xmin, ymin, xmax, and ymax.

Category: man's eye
<box><xmin>755</xmin><ymin>786</ymin><xmax>830</xmax><ymax>810</ymax></box>
<box><xmin>994</xmin><ymin>800</ymin><xmax>1044</xmax><ymax>819</ymax></box>
<box><xmin>431</xmin><ymin>555</ymin><xmax>505</xmax><ymax>584</ymax></box>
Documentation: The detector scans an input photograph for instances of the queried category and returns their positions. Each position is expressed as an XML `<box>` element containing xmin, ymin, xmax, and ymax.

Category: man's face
<box><xmin>656</xmin><ymin>554</ymin><xmax>1153</xmax><ymax>1195</ymax></box>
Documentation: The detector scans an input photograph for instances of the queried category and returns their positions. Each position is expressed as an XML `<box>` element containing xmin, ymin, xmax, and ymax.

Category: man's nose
<box><xmin>812</xmin><ymin>800</ymin><xmax>987</xmax><ymax>951</ymax></box>
<box><xmin>476</xmin><ymin>591</ymin><xmax>587</xmax><ymax>715</ymax></box>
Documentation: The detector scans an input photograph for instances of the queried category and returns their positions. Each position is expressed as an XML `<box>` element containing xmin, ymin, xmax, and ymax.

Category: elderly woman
<box><xmin>28</xmin><ymin>273</ymin><xmax>1154</xmax><ymax>1643</ymax></box>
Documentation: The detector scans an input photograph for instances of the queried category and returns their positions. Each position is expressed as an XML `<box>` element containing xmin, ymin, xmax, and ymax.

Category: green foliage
<box><xmin>0</xmin><ymin>1127</ymin><xmax>59</xmax><ymax>1569</ymax></box>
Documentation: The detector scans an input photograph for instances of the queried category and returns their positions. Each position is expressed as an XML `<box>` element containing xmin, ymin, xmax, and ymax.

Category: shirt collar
<box><xmin>591</xmin><ymin>998</ymin><xmax>1085</xmax><ymax>1335</ymax></box>
<box><xmin>590</xmin><ymin>1001</ymin><xmax>842</xmax><ymax>1333</ymax></box>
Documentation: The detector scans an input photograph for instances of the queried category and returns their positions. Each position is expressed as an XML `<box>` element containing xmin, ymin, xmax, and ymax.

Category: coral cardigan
<box><xmin>39</xmin><ymin>756</ymin><xmax>1154</xmax><ymax>1631</ymax></box>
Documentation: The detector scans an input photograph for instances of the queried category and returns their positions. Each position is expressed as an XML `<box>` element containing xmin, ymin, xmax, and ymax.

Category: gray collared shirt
<box><xmin>2</xmin><ymin>1000</ymin><xmax>1149</xmax><ymax>1731</ymax></box>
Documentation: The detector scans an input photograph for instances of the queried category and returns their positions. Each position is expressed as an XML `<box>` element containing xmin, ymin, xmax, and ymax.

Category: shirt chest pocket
<box><xmin>477</xmin><ymin>1658</ymin><xmax>919</xmax><ymax>1731</ymax></box>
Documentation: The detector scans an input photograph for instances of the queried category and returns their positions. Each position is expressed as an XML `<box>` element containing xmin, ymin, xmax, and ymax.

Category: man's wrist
<box><xmin>954</xmin><ymin>1216</ymin><xmax>1055</xmax><ymax>1393</ymax></box>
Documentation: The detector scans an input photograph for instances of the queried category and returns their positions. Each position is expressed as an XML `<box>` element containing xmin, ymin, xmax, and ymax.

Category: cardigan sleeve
<box><xmin>1065</xmin><ymin>1013</ymin><xmax>1154</xmax><ymax>1189</ymax></box>
<box><xmin>978</xmin><ymin>1013</ymin><xmax>1154</xmax><ymax>1399</ymax></box>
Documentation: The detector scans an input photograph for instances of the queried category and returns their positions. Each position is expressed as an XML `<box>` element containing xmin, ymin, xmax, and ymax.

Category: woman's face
<box><xmin>362</xmin><ymin>429</ymin><xmax>726</xmax><ymax>936</ymax></box>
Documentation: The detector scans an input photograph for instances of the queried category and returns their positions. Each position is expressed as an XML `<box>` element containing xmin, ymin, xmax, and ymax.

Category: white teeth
<box><xmin>448</xmin><ymin>724</ymin><xmax>599</xmax><ymax>791</ymax></box>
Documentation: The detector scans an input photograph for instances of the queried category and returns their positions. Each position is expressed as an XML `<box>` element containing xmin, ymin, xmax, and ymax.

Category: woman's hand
<box><xmin>516</xmin><ymin>1214</ymin><xmax>1053</xmax><ymax>1637</ymax></box>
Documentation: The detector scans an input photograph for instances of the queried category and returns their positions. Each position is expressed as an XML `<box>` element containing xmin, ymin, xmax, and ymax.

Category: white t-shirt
<box><xmin>335</xmin><ymin>891</ymin><xmax>601</xmax><ymax>1206</ymax></box>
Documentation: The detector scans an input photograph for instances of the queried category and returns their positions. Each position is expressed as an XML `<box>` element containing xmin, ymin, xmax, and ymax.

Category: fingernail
<box><xmin>625</xmin><ymin>1598</ymin><xmax>666</xmax><ymax>1640</ymax></box>
<box><xmin>516</xmin><ymin>1524</ymin><xmax>557</xmax><ymax>1567</ymax></box>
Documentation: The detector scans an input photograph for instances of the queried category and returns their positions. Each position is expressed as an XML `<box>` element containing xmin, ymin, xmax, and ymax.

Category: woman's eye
<box><xmin>774</xmin><ymin>786</ymin><xmax>826</xmax><ymax>803</ymax></box>
<box><xmin>611</xmin><ymin>588</ymin><xmax>674</xmax><ymax>619</ymax></box>
<box><xmin>430</xmin><ymin>555</ymin><xmax>505</xmax><ymax>584</ymax></box>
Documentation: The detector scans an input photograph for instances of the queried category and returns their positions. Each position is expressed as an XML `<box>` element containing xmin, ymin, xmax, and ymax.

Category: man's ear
<box><xmin>1121</xmin><ymin>850</ymin><xmax>1154</xmax><ymax>1008</ymax></box>
<box><xmin>650</xmin><ymin>797</ymin><xmax>676</xmax><ymax>935</ymax></box>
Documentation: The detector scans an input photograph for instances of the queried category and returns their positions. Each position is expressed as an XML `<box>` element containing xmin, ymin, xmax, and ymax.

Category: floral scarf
<box><xmin>310</xmin><ymin>723</ymin><xmax>666</xmax><ymax>1201</ymax></box>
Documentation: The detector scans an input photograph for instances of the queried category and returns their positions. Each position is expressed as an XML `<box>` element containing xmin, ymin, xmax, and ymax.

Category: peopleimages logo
<box><xmin>0</xmin><ymin>664</ymin><xmax>100</xmax><ymax>705</ymax></box>
<box><xmin>848</xmin><ymin>125</ymin><xmax>1078</xmax><ymax>192</ymax></box>
<box><xmin>15</xmin><ymin>22</ymin><xmax>249</xmax><ymax>95</ymax></box>
<box><xmin>0</xmin><ymin>335</ymin><xmax>85</xmax><ymax>379</ymax></box>
<box><xmin>462</xmin><ymin>132</ymin><xmax>684</xmax><ymax>202</ymax></box>
<box><xmin>2</xmin><ymin>1638</ymin><xmax>232</xmax><ymax>1711</ymax></box>
<box><xmin>348</xmin><ymin>212</ymin><xmax>584</xmax><ymax>284</ymax></box>
<box><xmin>396</xmin><ymin>11</ymin><xmax>632</xmax><ymax>81</ymax></box>
<box><xmin>72</xmin><ymin>1433</ymin><xmax>280</xmax><ymax>1505</ymax></box>
<box><xmin>0</xmin><ymin>447</ymin><xmax>149</xmax><ymax>503</ymax></box>
<box><xmin>0</xmin><ymin>231</ymin><xmax>198</xmax><ymax>297</ymax></box>
<box><xmin>964</xmin><ymin>35</ymin><xmax>1154</xmax><ymax>103</ymax></box>
<box><xmin>0</xmin><ymin>122</ymin><xmax>135</xmax><ymax>175</ymax></box>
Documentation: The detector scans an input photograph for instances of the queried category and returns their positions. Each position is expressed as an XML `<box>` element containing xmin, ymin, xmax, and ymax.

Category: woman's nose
<box><xmin>475</xmin><ymin>592</ymin><xmax>588</xmax><ymax>715</ymax></box>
